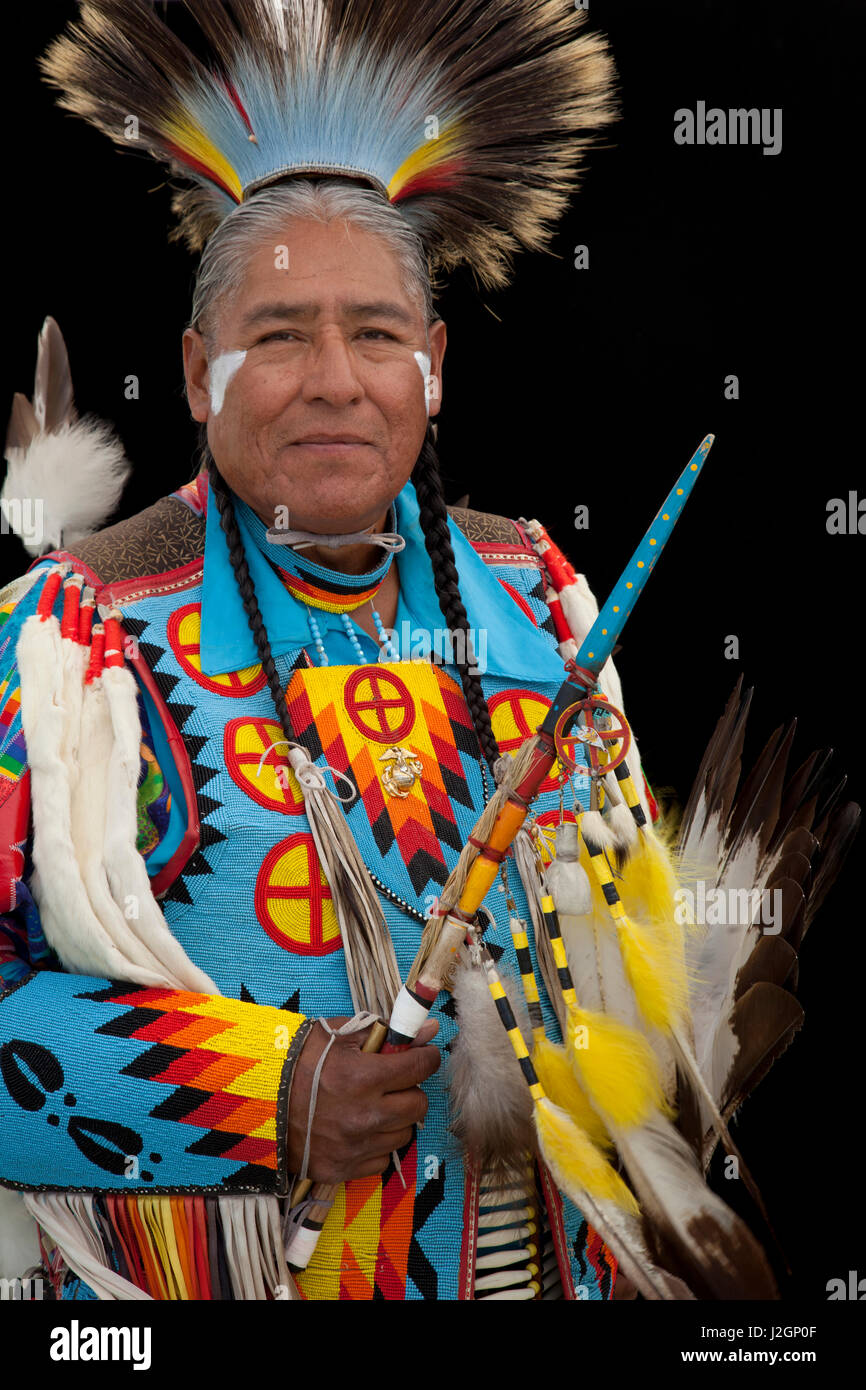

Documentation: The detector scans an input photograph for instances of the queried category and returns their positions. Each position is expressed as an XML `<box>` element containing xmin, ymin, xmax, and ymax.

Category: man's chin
<box><xmin>262</xmin><ymin>455</ymin><xmax>405</xmax><ymax>533</ymax></box>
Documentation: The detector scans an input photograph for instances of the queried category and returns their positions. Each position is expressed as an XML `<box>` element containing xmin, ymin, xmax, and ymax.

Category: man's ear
<box><xmin>183</xmin><ymin>328</ymin><xmax>211</xmax><ymax>424</ymax></box>
<box><xmin>427</xmin><ymin>318</ymin><xmax>447</xmax><ymax>420</ymax></box>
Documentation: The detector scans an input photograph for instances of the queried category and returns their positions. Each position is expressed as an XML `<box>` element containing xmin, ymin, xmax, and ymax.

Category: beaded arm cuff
<box><xmin>0</xmin><ymin>972</ymin><xmax>311</xmax><ymax>1195</ymax></box>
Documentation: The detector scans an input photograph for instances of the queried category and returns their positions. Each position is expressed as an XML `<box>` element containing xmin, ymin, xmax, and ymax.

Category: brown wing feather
<box><xmin>681</xmin><ymin>684</ymin><xmax>859</xmax><ymax>1194</ymax></box>
<box><xmin>33</xmin><ymin>317</ymin><xmax>76</xmax><ymax>434</ymax></box>
<box><xmin>5</xmin><ymin>393</ymin><xmax>39</xmax><ymax>454</ymax></box>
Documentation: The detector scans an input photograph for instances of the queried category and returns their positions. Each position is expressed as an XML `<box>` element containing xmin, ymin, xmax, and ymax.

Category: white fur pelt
<box><xmin>69</xmin><ymin>666</ymin><xmax>197</xmax><ymax>986</ymax></box>
<box><xmin>15</xmin><ymin>590</ymin><xmax>288</xmax><ymax>1298</ymax></box>
<box><xmin>17</xmin><ymin>594</ymin><xmax>215</xmax><ymax>987</ymax></box>
<box><xmin>448</xmin><ymin>953</ymin><xmax>535</xmax><ymax>1177</ymax></box>
<box><xmin>17</xmin><ymin>607</ymin><xmax>167</xmax><ymax>984</ymax></box>
<box><xmin>2</xmin><ymin>417</ymin><xmax>130</xmax><ymax>557</ymax></box>
<box><xmin>99</xmin><ymin>662</ymin><xmax>217</xmax><ymax>992</ymax></box>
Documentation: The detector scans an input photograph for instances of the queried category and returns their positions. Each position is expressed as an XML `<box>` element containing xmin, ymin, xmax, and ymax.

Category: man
<box><xmin>0</xmin><ymin>173</ymin><xmax>635</xmax><ymax>1299</ymax></box>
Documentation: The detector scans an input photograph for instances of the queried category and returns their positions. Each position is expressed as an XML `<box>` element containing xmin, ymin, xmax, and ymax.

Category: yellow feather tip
<box><xmin>620</xmin><ymin>827</ymin><xmax>685</xmax><ymax>933</ymax></box>
<box><xmin>535</xmin><ymin>1096</ymin><xmax>639</xmax><ymax>1215</ymax></box>
<box><xmin>581</xmin><ymin>820</ymin><xmax>697</xmax><ymax>1023</ymax></box>
<box><xmin>532</xmin><ymin>1036</ymin><xmax>611</xmax><ymax>1150</ymax></box>
<box><xmin>616</xmin><ymin>914</ymin><xmax>689</xmax><ymax>1032</ymax></box>
<box><xmin>566</xmin><ymin>1007</ymin><xmax>664</xmax><ymax>1128</ymax></box>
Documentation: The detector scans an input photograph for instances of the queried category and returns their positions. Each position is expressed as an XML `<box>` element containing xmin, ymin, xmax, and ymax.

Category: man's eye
<box><xmin>259</xmin><ymin>331</ymin><xmax>296</xmax><ymax>343</ymax></box>
<box><xmin>359</xmin><ymin>330</ymin><xmax>397</xmax><ymax>340</ymax></box>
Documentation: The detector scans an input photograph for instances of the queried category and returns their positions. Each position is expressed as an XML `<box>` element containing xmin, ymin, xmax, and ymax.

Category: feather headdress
<box><xmin>40</xmin><ymin>0</ymin><xmax>617</xmax><ymax>285</ymax></box>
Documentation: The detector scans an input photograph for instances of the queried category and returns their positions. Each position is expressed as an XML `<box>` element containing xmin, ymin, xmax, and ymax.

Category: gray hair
<box><xmin>189</xmin><ymin>179</ymin><xmax>435</xmax><ymax>350</ymax></box>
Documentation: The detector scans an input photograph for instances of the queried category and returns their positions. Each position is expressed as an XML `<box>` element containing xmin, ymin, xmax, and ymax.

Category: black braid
<box><xmin>206</xmin><ymin>455</ymin><xmax>297</xmax><ymax>754</ymax></box>
<box><xmin>411</xmin><ymin>428</ymin><xmax>501</xmax><ymax>772</ymax></box>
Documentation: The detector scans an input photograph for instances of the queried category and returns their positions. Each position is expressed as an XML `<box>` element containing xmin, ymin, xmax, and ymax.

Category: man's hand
<box><xmin>287</xmin><ymin>1017</ymin><xmax>440</xmax><ymax>1185</ymax></box>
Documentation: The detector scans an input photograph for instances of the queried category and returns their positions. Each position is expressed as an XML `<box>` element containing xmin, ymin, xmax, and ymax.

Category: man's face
<box><xmin>183</xmin><ymin>216</ymin><xmax>445</xmax><ymax>533</ymax></box>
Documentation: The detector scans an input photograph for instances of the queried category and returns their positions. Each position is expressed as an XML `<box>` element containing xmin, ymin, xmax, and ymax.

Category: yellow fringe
<box><xmin>535</xmin><ymin>1096</ymin><xmax>639</xmax><ymax>1215</ymax></box>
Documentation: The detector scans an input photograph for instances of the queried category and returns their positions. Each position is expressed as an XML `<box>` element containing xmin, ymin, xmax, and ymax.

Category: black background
<box><xmin>3</xmin><ymin>1</ymin><xmax>864</xmax><ymax>1301</ymax></box>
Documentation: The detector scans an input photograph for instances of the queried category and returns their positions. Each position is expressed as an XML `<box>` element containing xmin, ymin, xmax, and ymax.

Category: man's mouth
<box><xmin>292</xmin><ymin>434</ymin><xmax>372</xmax><ymax>446</ymax></box>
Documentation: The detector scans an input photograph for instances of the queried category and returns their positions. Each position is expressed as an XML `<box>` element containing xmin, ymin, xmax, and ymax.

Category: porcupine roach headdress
<box><xmin>40</xmin><ymin>0</ymin><xmax>617</xmax><ymax>286</ymax></box>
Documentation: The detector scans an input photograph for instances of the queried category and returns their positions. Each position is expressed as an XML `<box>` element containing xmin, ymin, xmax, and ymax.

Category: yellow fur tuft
<box><xmin>579</xmin><ymin>821</ymin><xmax>697</xmax><ymax>1019</ymax></box>
<box><xmin>619</xmin><ymin>827</ymin><xmax>681</xmax><ymax>928</ymax></box>
<box><xmin>532</xmin><ymin>1035</ymin><xmax>611</xmax><ymax>1150</ymax></box>
<box><xmin>566</xmin><ymin>1007</ymin><xmax>664</xmax><ymax>1128</ymax></box>
<box><xmin>615</xmin><ymin>914</ymin><xmax>689</xmax><ymax>1032</ymax></box>
<box><xmin>535</xmin><ymin>1096</ymin><xmax>639</xmax><ymax>1214</ymax></box>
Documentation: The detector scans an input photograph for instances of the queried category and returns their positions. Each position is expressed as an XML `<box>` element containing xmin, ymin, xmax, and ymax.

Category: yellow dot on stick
<box><xmin>626</xmin><ymin>582</ymin><xmax>633</xmax><ymax>589</ymax></box>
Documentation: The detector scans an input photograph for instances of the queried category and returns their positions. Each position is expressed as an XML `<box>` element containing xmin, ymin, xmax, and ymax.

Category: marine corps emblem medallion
<box><xmin>378</xmin><ymin>745</ymin><xmax>424</xmax><ymax>798</ymax></box>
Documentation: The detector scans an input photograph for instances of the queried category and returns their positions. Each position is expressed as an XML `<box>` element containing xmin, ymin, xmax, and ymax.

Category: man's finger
<box><xmin>353</xmin><ymin>1127</ymin><xmax>416</xmax><ymax>1161</ymax></box>
<box><xmin>370</xmin><ymin>1042</ymin><xmax>441</xmax><ymax>1093</ymax></box>
<box><xmin>350</xmin><ymin>1153</ymin><xmax>396</xmax><ymax>1180</ymax></box>
<box><xmin>367</xmin><ymin>1086</ymin><xmax>429</xmax><ymax>1133</ymax></box>
<box><xmin>410</xmin><ymin>1018</ymin><xmax>439</xmax><ymax>1047</ymax></box>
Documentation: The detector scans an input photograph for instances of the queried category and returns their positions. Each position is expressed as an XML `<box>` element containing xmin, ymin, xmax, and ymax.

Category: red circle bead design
<box><xmin>254</xmin><ymin>834</ymin><xmax>341</xmax><ymax>956</ymax></box>
<box><xmin>487</xmin><ymin>688</ymin><xmax>564</xmax><ymax>794</ymax></box>
<box><xmin>166</xmin><ymin>603</ymin><xmax>267</xmax><ymax>697</ymax></box>
<box><xmin>343</xmin><ymin>667</ymin><xmax>416</xmax><ymax>744</ymax></box>
<box><xmin>223</xmin><ymin>717</ymin><xmax>306</xmax><ymax>815</ymax></box>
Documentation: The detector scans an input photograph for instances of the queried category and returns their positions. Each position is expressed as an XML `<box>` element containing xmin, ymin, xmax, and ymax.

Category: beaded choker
<box><xmin>275</xmin><ymin>559</ymin><xmax>390</xmax><ymax>614</ymax></box>
<box><xmin>270</xmin><ymin>507</ymin><xmax>400</xmax><ymax>615</ymax></box>
<box><xmin>234</xmin><ymin>497</ymin><xmax>403</xmax><ymax>615</ymax></box>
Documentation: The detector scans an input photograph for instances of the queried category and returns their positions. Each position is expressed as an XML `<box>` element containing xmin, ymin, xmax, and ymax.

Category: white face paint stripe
<box><xmin>209</xmin><ymin>349</ymin><xmax>248</xmax><ymax>415</ymax></box>
<box><xmin>414</xmin><ymin>350</ymin><xmax>433</xmax><ymax>416</ymax></box>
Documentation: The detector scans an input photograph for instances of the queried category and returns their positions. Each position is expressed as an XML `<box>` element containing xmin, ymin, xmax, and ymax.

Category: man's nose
<box><xmin>300</xmin><ymin>332</ymin><xmax>364</xmax><ymax>407</ymax></box>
